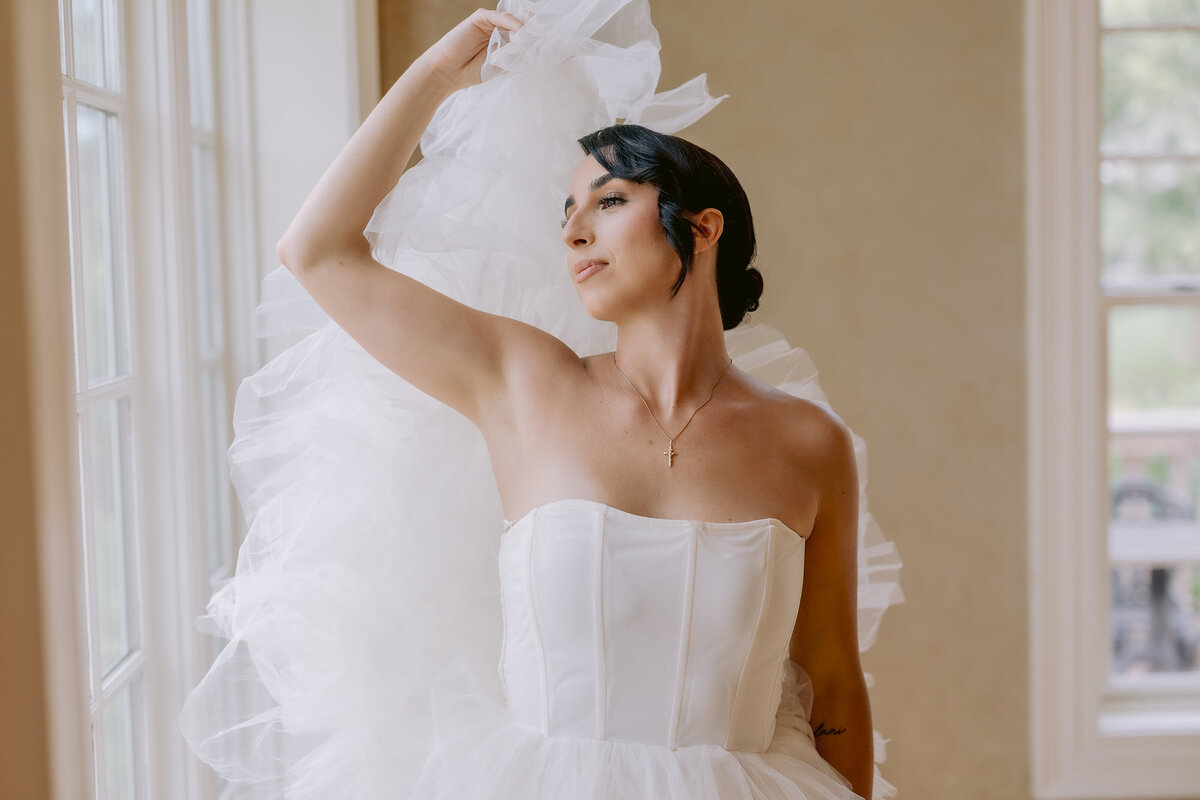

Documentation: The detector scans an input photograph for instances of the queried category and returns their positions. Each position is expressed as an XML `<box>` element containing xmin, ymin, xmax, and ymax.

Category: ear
<box><xmin>690</xmin><ymin>208</ymin><xmax>724</xmax><ymax>255</ymax></box>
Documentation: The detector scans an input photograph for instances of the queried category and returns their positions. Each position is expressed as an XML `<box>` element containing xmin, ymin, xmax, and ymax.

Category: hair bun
<box><xmin>741</xmin><ymin>266</ymin><xmax>763</xmax><ymax>311</ymax></box>
<box><xmin>720</xmin><ymin>265</ymin><xmax>763</xmax><ymax>329</ymax></box>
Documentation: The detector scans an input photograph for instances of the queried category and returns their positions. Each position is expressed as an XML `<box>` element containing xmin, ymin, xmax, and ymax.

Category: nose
<box><xmin>560</xmin><ymin>212</ymin><xmax>591</xmax><ymax>248</ymax></box>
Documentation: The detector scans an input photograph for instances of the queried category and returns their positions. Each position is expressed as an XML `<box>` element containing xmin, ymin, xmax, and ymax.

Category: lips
<box><xmin>573</xmin><ymin>259</ymin><xmax>607</xmax><ymax>283</ymax></box>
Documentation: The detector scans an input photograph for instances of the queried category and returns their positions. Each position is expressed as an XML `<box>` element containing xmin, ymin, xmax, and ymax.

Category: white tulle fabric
<box><xmin>178</xmin><ymin>1</ymin><xmax>903</xmax><ymax>798</ymax></box>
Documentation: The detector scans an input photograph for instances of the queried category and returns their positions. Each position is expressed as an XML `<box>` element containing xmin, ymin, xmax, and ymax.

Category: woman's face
<box><xmin>561</xmin><ymin>154</ymin><xmax>681</xmax><ymax>323</ymax></box>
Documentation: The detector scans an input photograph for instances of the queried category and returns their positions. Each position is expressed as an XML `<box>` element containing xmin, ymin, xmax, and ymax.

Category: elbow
<box><xmin>276</xmin><ymin>232</ymin><xmax>365</xmax><ymax>275</ymax></box>
<box><xmin>276</xmin><ymin>233</ymin><xmax>309</xmax><ymax>276</ymax></box>
<box><xmin>276</xmin><ymin>233</ymin><xmax>325</xmax><ymax>277</ymax></box>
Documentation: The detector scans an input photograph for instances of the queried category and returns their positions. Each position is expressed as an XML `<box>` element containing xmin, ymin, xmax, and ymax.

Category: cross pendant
<box><xmin>664</xmin><ymin>441</ymin><xmax>677</xmax><ymax>467</ymax></box>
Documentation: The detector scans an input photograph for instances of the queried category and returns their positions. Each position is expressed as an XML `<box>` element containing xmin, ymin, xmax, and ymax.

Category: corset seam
<box><xmin>725</xmin><ymin>528</ymin><xmax>774</xmax><ymax>750</ymax></box>
<box><xmin>497</xmin><ymin>549</ymin><xmax>510</xmax><ymax>707</ymax></box>
<box><xmin>761</xmin><ymin>653</ymin><xmax>788</xmax><ymax>753</ymax></box>
<box><xmin>524</xmin><ymin>508</ymin><xmax>550</xmax><ymax>736</ymax></box>
<box><xmin>593</xmin><ymin>504</ymin><xmax>607</xmax><ymax>740</ymax></box>
<box><xmin>667</xmin><ymin>528</ymin><xmax>699</xmax><ymax>751</ymax></box>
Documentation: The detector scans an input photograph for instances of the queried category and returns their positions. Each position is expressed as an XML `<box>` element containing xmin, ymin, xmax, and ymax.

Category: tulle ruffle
<box><xmin>179</xmin><ymin>0</ymin><xmax>902</xmax><ymax>798</ymax></box>
<box><xmin>409</xmin><ymin>658</ymin><xmax>872</xmax><ymax>800</ymax></box>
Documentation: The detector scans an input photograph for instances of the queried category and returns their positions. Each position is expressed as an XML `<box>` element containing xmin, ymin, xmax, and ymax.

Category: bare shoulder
<box><xmin>738</xmin><ymin>375</ymin><xmax>854</xmax><ymax>471</ymax></box>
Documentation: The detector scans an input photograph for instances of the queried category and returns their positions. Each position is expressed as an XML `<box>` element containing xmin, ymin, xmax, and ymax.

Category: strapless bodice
<box><xmin>497</xmin><ymin>498</ymin><xmax>806</xmax><ymax>753</ymax></box>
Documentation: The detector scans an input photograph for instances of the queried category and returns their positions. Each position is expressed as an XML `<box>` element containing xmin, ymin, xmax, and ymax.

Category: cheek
<box><xmin>623</xmin><ymin>208</ymin><xmax>674</xmax><ymax>259</ymax></box>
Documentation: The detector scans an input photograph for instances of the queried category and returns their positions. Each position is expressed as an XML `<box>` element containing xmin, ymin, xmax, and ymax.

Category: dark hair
<box><xmin>576</xmin><ymin>124</ymin><xmax>762</xmax><ymax>331</ymax></box>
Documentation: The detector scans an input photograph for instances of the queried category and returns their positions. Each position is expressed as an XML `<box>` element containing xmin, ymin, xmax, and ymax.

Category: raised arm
<box><xmin>275</xmin><ymin>9</ymin><xmax>574</xmax><ymax>426</ymax></box>
<box><xmin>789</xmin><ymin>412</ymin><xmax>873</xmax><ymax>799</ymax></box>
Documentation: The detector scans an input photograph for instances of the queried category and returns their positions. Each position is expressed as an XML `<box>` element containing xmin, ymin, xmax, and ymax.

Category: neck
<box><xmin>612</xmin><ymin>309</ymin><xmax>731</xmax><ymax>417</ymax></box>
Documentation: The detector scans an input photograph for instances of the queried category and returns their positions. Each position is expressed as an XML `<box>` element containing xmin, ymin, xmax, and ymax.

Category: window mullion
<box><xmin>1100</xmin><ymin>152</ymin><xmax>1200</xmax><ymax>162</ymax></box>
<box><xmin>63</xmin><ymin>80</ymin><xmax>126</xmax><ymax>115</ymax></box>
<box><xmin>97</xmin><ymin>649</ymin><xmax>147</xmax><ymax>700</ymax></box>
<box><xmin>1099</xmin><ymin>23</ymin><xmax>1200</xmax><ymax>34</ymax></box>
<box><xmin>1101</xmin><ymin>291</ymin><xmax>1200</xmax><ymax>306</ymax></box>
<box><xmin>75</xmin><ymin>377</ymin><xmax>138</xmax><ymax>408</ymax></box>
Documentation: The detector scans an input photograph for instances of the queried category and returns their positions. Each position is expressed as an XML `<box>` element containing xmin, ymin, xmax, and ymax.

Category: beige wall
<box><xmin>382</xmin><ymin>2</ymin><xmax>1028</xmax><ymax>797</ymax></box>
<box><xmin>0</xmin><ymin>0</ymin><xmax>52</xmax><ymax>795</ymax></box>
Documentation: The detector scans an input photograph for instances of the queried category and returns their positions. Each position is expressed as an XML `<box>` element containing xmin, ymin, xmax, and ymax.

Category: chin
<box><xmin>575</xmin><ymin>288</ymin><xmax>622</xmax><ymax>325</ymax></box>
<box><xmin>578</xmin><ymin>299</ymin><xmax>617</xmax><ymax>325</ymax></box>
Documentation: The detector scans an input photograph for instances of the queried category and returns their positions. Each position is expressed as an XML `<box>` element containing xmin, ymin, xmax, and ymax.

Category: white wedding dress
<box><xmin>407</xmin><ymin>498</ymin><xmax>865</xmax><ymax>799</ymax></box>
<box><xmin>179</xmin><ymin>1</ymin><xmax>902</xmax><ymax>798</ymax></box>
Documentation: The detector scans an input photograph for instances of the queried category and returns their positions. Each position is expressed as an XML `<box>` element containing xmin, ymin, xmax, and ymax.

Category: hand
<box><xmin>416</xmin><ymin>8</ymin><xmax>523</xmax><ymax>94</ymax></box>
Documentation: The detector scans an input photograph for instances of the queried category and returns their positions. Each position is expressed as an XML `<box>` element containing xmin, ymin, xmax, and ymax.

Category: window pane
<box><xmin>59</xmin><ymin>0</ymin><xmax>68</xmax><ymax>76</ymax></box>
<box><xmin>71</xmin><ymin>0</ymin><xmax>120</xmax><ymax>90</ymax></box>
<box><xmin>1101</xmin><ymin>31</ymin><xmax>1200</xmax><ymax>156</ymax></box>
<box><xmin>1109</xmin><ymin>431</ymin><xmax>1200</xmax><ymax>679</ymax></box>
<box><xmin>192</xmin><ymin>144</ymin><xmax>223</xmax><ymax>356</ymax></box>
<box><xmin>201</xmin><ymin>368</ymin><xmax>231</xmax><ymax>575</ymax></box>
<box><xmin>1101</xmin><ymin>159</ymin><xmax>1200</xmax><ymax>286</ymax></box>
<box><xmin>1109</xmin><ymin>431</ymin><xmax>1200</xmax><ymax>560</ymax></box>
<box><xmin>63</xmin><ymin>101</ymin><xmax>84</xmax><ymax>392</ymax></box>
<box><xmin>100</xmin><ymin>680</ymin><xmax>142</xmax><ymax>799</ymax></box>
<box><xmin>186</xmin><ymin>0</ymin><xmax>216</xmax><ymax>132</ymax></box>
<box><xmin>1109</xmin><ymin>305</ymin><xmax>1200</xmax><ymax>414</ymax></box>
<box><xmin>1111</xmin><ymin>563</ymin><xmax>1200</xmax><ymax>675</ymax></box>
<box><xmin>1103</xmin><ymin>0</ymin><xmax>1200</xmax><ymax>26</ymax></box>
<box><xmin>1109</xmin><ymin>305</ymin><xmax>1200</xmax><ymax>676</ymax></box>
<box><xmin>81</xmin><ymin>397</ymin><xmax>137</xmax><ymax>676</ymax></box>
<box><xmin>76</xmin><ymin>104</ymin><xmax>130</xmax><ymax>385</ymax></box>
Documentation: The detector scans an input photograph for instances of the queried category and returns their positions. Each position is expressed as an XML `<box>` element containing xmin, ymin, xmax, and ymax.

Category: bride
<box><xmin>182</xmin><ymin>4</ymin><xmax>900</xmax><ymax>799</ymax></box>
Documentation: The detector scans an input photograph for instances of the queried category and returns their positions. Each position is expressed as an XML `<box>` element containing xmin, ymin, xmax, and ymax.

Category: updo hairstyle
<box><xmin>576</xmin><ymin>124</ymin><xmax>763</xmax><ymax>331</ymax></box>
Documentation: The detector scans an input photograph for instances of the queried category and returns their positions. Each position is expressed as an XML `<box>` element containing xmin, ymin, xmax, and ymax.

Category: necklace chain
<box><xmin>613</xmin><ymin>355</ymin><xmax>734</xmax><ymax>468</ymax></box>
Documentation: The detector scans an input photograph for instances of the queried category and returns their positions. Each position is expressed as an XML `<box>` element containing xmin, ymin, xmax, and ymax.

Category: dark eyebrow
<box><xmin>563</xmin><ymin>173</ymin><xmax>617</xmax><ymax>216</ymax></box>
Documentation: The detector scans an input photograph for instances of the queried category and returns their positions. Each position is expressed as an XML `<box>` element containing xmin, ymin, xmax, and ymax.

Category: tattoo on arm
<box><xmin>812</xmin><ymin>721</ymin><xmax>847</xmax><ymax>738</ymax></box>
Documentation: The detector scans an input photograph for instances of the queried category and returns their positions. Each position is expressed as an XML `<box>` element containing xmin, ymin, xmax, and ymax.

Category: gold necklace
<box><xmin>613</xmin><ymin>355</ymin><xmax>734</xmax><ymax>468</ymax></box>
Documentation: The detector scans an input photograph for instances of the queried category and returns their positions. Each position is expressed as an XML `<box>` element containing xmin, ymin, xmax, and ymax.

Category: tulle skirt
<box><xmin>410</xmin><ymin>659</ymin><xmax>884</xmax><ymax>800</ymax></box>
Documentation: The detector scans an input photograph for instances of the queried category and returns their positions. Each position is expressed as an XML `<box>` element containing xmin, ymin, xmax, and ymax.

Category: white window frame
<box><xmin>52</xmin><ymin>0</ymin><xmax>256</xmax><ymax>796</ymax></box>
<box><xmin>35</xmin><ymin>0</ymin><xmax>379</xmax><ymax>797</ymax></box>
<box><xmin>1028</xmin><ymin>2</ymin><xmax>1200</xmax><ymax>797</ymax></box>
<box><xmin>43</xmin><ymin>0</ymin><xmax>258</xmax><ymax>796</ymax></box>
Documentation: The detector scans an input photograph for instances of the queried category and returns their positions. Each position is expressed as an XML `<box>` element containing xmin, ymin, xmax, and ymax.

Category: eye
<box><xmin>561</xmin><ymin>192</ymin><xmax>625</xmax><ymax>229</ymax></box>
<box><xmin>598</xmin><ymin>192</ymin><xmax>625</xmax><ymax>210</ymax></box>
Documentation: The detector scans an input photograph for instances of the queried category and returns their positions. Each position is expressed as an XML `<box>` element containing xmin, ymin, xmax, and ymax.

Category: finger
<box><xmin>474</xmin><ymin>9</ymin><xmax>523</xmax><ymax>32</ymax></box>
<box><xmin>494</xmin><ymin>11</ymin><xmax>524</xmax><ymax>30</ymax></box>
